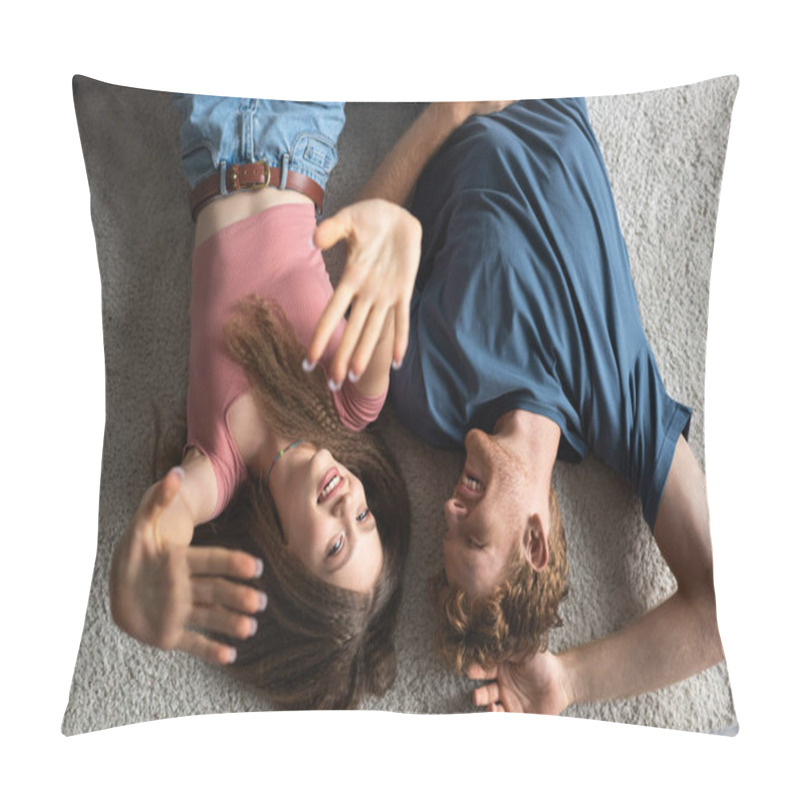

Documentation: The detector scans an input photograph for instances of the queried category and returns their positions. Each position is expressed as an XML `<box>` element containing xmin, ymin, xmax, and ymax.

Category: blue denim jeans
<box><xmin>172</xmin><ymin>94</ymin><xmax>346</xmax><ymax>196</ymax></box>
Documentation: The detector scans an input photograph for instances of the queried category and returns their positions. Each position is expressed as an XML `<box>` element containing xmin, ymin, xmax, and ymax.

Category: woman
<box><xmin>109</xmin><ymin>95</ymin><xmax>420</xmax><ymax>710</ymax></box>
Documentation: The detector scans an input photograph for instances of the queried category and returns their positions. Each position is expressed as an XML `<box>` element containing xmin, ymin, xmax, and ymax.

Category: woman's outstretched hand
<box><xmin>110</xmin><ymin>468</ymin><xmax>266</xmax><ymax>665</ymax></box>
<box><xmin>305</xmin><ymin>198</ymin><xmax>422</xmax><ymax>389</ymax></box>
<box><xmin>467</xmin><ymin>649</ymin><xmax>571</xmax><ymax>715</ymax></box>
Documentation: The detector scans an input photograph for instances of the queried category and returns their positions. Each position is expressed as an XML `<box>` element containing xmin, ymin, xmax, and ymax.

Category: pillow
<box><xmin>63</xmin><ymin>75</ymin><xmax>738</xmax><ymax>734</ymax></box>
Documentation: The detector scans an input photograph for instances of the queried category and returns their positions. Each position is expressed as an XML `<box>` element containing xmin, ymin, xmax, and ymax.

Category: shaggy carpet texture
<box><xmin>63</xmin><ymin>75</ymin><xmax>738</xmax><ymax>734</ymax></box>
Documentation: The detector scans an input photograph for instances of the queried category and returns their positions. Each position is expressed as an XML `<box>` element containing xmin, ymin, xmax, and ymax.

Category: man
<box><xmin>307</xmin><ymin>99</ymin><xmax>724</xmax><ymax>714</ymax></box>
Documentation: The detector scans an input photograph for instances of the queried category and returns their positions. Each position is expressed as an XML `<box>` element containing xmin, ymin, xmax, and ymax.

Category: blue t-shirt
<box><xmin>390</xmin><ymin>98</ymin><xmax>691</xmax><ymax>529</ymax></box>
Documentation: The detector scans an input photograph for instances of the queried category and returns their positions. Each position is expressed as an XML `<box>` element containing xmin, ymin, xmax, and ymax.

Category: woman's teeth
<box><xmin>319</xmin><ymin>474</ymin><xmax>341</xmax><ymax>501</ymax></box>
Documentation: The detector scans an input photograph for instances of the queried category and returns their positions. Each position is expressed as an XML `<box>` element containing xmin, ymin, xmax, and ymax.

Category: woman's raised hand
<box><xmin>110</xmin><ymin>468</ymin><xmax>266</xmax><ymax>665</ymax></box>
<box><xmin>305</xmin><ymin>198</ymin><xmax>422</xmax><ymax>390</ymax></box>
<box><xmin>467</xmin><ymin>649</ymin><xmax>571</xmax><ymax>715</ymax></box>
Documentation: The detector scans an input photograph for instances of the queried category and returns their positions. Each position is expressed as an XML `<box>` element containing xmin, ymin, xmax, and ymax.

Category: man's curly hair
<box><xmin>432</xmin><ymin>486</ymin><xmax>567</xmax><ymax>674</ymax></box>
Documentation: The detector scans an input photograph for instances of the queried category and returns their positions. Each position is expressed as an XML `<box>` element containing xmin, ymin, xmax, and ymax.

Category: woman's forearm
<box><xmin>159</xmin><ymin>449</ymin><xmax>218</xmax><ymax>541</ymax></box>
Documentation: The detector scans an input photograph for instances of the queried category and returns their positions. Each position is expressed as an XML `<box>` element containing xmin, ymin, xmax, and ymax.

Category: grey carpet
<box><xmin>63</xmin><ymin>75</ymin><xmax>738</xmax><ymax>734</ymax></box>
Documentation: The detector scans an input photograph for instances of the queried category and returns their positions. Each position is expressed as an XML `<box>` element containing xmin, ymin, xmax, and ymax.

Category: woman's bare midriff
<box><xmin>194</xmin><ymin>186</ymin><xmax>314</xmax><ymax>248</ymax></box>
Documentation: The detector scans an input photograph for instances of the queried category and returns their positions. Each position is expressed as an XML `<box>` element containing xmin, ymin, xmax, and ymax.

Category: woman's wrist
<box><xmin>177</xmin><ymin>449</ymin><xmax>218</xmax><ymax>527</ymax></box>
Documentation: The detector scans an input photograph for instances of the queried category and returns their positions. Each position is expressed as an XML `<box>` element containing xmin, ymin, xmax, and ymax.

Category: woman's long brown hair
<box><xmin>195</xmin><ymin>296</ymin><xmax>410</xmax><ymax>709</ymax></box>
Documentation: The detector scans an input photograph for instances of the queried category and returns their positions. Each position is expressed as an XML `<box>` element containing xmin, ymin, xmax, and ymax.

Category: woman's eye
<box><xmin>468</xmin><ymin>539</ymin><xmax>485</xmax><ymax>550</ymax></box>
<box><xmin>357</xmin><ymin>508</ymin><xmax>371</xmax><ymax>523</ymax></box>
<box><xmin>328</xmin><ymin>533</ymin><xmax>345</xmax><ymax>557</ymax></box>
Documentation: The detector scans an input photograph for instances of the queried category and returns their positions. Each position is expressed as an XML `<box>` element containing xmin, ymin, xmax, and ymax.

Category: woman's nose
<box><xmin>333</xmin><ymin>484</ymin><xmax>355</xmax><ymax>517</ymax></box>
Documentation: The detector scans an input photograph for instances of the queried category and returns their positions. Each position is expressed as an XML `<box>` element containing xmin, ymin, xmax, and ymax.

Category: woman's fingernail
<box><xmin>253</xmin><ymin>558</ymin><xmax>264</xmax><ymax>578</ymax></box>
<box><xmin>302</xmin><ymin>358</ymin><xmax>316</xmax><ymax>372</ymax></box>
<box><xmin>169</xmin><ymin>466</ymin><xmax>185</xmax><ymax>480</ymax></box>
<box><xmin>391</xmin><ymin>359</ymin><xmax>403</xmax><ymax>370</ymax></box>
<box><xmin>309</xmin><ymin>235</ymin><xmax>317</xmax><ymax>250</ymax></box>
<box><xmin>227</xmin><ymin>647</ymin><xmax>237</xmax><ymax>664</ymax></box>
<box><xmin>348</xmin><ymin>369</ymin><xmax>360</xmax><ymax>383</ymax></box>
<box><xmin>258</xmin><ymin>592</ymin><xmax>268</xmax><ymax>611</ymax></box>
<box><xmin>250</xmin><ymin>618</ymin><xmax>259</xmax><ymax>636</ymax></box>
<box><xmin>328</xmin><ymin>378</ymin><xmax>342</xmax><ymax>392</ymax></box>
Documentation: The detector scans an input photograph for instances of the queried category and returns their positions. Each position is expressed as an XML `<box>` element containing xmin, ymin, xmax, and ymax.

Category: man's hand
<box><xmin>446</xmin><ymin>100</ymin><xmax>517</xmax><ymax>125</ymax></box>
<box><xmin>468</xmin><ymin>649</ymin><xmax>571</xmax><ymax>715</ymax></box>
<box><xmin>305</xmin><ymin>198</ymin><xmax>422</xmax><ymax>390</ymax></box>
<box><xmin>110</xmin><ymin>468</ymin><xmax>266</xmax><ymax>665</ymax></box>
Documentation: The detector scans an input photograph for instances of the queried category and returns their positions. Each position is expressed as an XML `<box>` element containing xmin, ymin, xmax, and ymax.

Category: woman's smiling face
<box><xmin>270</xmin><ymin>445</ymin><xmax>384</xmax><ymax>594</ymax></box>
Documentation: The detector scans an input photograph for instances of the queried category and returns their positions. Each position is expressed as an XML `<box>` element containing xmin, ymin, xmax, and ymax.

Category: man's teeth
<box><xmin>320</xmin><ymin>474</ymin><xmax>341</xmax><ymax>500</ymax></box>
<box><xmin>462</xmin><ymin>475</ymin><xmax>484</xmax><ymax>492</ymax></box>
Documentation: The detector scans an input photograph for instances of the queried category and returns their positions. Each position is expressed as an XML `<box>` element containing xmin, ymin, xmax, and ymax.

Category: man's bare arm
<box><xmin>471</xmin><ymin>435</ymin><xmax>724</xmax><ymax>712</ymax></box>
<box><xmin>561</xmin><ymin>435</ymin><xmax>723</xmax><ymax>705</ymax></box>
<box><xmin>359</xmin><ymin>102</ymin><xmax>513</xmax><ymax>205</ymax></box>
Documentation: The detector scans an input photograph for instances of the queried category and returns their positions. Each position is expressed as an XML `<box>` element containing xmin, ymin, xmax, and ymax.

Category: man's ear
<box><xmin>523</xmin><ymin>513</ymin><xmax>549</xmax><ymax>572</ymax></box>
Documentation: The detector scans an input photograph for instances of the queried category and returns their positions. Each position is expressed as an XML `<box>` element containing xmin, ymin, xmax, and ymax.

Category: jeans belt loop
<box><xmin>218</xmin><ymin>161</ymin><xmax>228</xmax><ymax>197</ymax></box>
<box><xmin>280</xmin><ymin>153</ymin><xmax>289</xmax><ymax>191</ymax></box>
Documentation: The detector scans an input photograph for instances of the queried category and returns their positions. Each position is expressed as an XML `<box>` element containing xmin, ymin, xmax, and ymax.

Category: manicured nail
<box><xmin>348</xmin><ymin>369</ymin><xmax>360</xmax><ymax>383</ymax></box>
<box><xmin>169</xmin><ymin>466</ymin><xmax>185</xmax><ymax>480</ymax></box>
<box><xmin>227</xmin><ymin>647</ymin><xmax>237</xmax><ymax>664</ymax></box>
<box><xmin>328</xmin><ymin>378</ymin><xmax>342</xmax><ymax>392</ymax></box>
<box><xmin>253</xmin><ymin>558</ymin><xmax>264</xmax><ymax>578</ymax></box>
<box><xmin>258</xmin><ymin>592</ymin><xmax>268</xmax><ymax>611</ymax></box>
<box><xmin>302</xmin><ymin>357</ymin><xmax>316</xmax><ymax>372</ymax></box>
<box><xmin>309</xmin><ymin>235</ymin><xmax>317</xmax><ymax>250</ymax></box>
<box><xmin>250</xmin><ymin>618</ymin><xmax>258</xmax><ymax>636</ymax></box>
<box><xmin>391</xmin><ymin>359</ymin><xmax>403</xmax><ymax>370</ymax></box>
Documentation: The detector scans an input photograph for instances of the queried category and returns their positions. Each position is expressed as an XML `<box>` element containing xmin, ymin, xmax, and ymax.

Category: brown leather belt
<box><xmin>189</xmin><ymin>160</ymin><xmax>324</xmax><ymax>220</ymax></box>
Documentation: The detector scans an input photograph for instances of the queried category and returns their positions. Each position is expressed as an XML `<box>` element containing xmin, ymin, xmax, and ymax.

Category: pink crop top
<box><xmin>186</xmin><ymin>203</ymin><xmax>387</xmax><ymax>518</ymax></box>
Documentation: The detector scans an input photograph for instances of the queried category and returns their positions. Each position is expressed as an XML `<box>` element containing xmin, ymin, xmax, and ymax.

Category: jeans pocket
<box><xmin>180</xmin><ymin>139</ymin><xmax>221</xmax><ymax>187</ymax></box>
<box><xmin>291</xmin><ymin>133</ymin><xmax>338</xmax><ymax>175</ymax></box>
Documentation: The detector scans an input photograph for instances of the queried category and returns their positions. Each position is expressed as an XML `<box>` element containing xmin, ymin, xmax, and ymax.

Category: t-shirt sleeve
<box><xmin>183</xmin><ymin>436</ymin><xmax>248</xmax><ymax>521</ymax></box>
<box><xmin>640</xmin><ymin>396</ymin><xmax>692</xmax><ymax>530</ymax></box>
<box><xmin>332</xmin><ymin>382</ymin><xmax>387</xmax><ymax>430</ymax></box>
<box><xmin>615</xmin><ymin>347</ymin><xmax>693</xmax><ymax>531</ymax></box>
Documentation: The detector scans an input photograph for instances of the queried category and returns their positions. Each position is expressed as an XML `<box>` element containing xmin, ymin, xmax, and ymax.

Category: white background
<box><xmin>2</xmin><ymin>1</ymin><xmax>796</xmax><ymax>796</ymax></box>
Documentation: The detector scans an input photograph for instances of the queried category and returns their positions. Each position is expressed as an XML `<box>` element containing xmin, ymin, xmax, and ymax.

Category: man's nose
<box><xmin>442</xmin><ymin>497</ymin><xmax>467</xmax><ymax>533</ymax></box>
<box><xmin>444</xmin><ymin>496</ymin><xmax>467</xmax><ymax>515</ymax></box>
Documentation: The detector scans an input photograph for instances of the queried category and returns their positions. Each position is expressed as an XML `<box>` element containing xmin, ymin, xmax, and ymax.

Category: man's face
<box><xmin>442</xmin><ymin>428</ymin><xmax>539</xmax><ymax>597</ymax></box>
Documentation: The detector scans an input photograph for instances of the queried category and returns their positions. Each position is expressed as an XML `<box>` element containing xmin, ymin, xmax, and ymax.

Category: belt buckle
<box><xmin>252</xmin><ymin>160</ymin><xmax>270</xmax><ymax>190</ymax></box>
<box><xmin>230</xmin><ymin>160</ymin><xmax>270</xmax><ymax>191</ymax></box>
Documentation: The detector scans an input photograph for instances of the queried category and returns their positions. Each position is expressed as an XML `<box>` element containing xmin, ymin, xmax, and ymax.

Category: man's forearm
<box><xmin>559</xmin><ymin>435</ymin><xmax>723</xmax><ymax>707</ymax></box>
<box><xmin>359</xmin><ymin>103</ymin><xmax>470</xmax><ymax>205</ymax></box>
<box><xmin>559</xmin><ymin>588</ymin><xmax>723</xmax><ymax>707</ymax></box>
